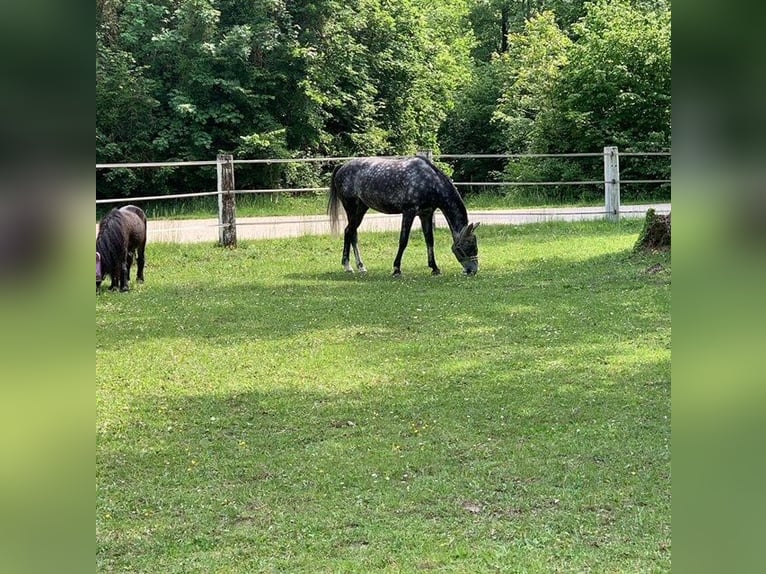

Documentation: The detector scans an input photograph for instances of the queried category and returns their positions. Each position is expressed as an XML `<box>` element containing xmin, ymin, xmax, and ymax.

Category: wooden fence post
<box><xmin>217</xmin><ymin>154</ymin><xmax>237</xmax><ymax>247</ymax></box>
<box><xmin>604</xmin><ymin>146</ymin><xmax>620</xmax><ymax>222</ymax></box>
<box><xmin>417</xmin><ymin>150</ymin><xmax>433</xmax><ymax>162</ymax></box>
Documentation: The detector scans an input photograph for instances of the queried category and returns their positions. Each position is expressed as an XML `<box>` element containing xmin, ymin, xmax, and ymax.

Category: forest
<box><xmin>96</xmin><ymin>0</ymin><xmax>671</xmax><ymax>203</ymax></box>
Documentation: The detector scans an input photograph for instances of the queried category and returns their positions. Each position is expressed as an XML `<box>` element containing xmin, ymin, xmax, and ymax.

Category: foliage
<box><xmin>96</xmin><ymin>0</ymin><xmax>671</xmax><ymax>204</ymax></box>
<box><xmin>540</xmin><ymin>0</ymin><xmax>672</xmax><ymax>155</ymax></box>
<box><xmin>491</xmin><ymin>0</ymin><xmax>671</xmax><ymax>202</ymax></box>
<box><xmin>467</xmin><ymin>0</ymin><xmax>588</xmax><ymax>62</ymax></box>
<box><xmin>97</xmin><ymin>221</ymin><xmax>671</xmax><ymax>572</ymax></box>
<box><xmin>493</xmin><ymin>11</ymin><xmax>573</xmax><ymax>155</ymax></box>
<box><xmin>96</xmin><ymin>0</ymin><xmax>473</xmax><ymax>199</ymax></box>
<box><xmin>438</xmin><ymin>60</ymin><xmax>507</xmax><ymax>183</ymax></box>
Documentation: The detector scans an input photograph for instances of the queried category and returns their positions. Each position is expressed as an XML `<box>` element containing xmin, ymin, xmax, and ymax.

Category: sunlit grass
<box><xmin>97</xmin><ymin>220</ymin><xmax>670</xmax><ymax>572</ymax></box>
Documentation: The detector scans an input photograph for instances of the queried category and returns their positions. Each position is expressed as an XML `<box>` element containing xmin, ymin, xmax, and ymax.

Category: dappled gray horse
<box><xmin>327</xmin><ymin>157</ymin><xmax>480</xmax><ymax>276</ymax></box>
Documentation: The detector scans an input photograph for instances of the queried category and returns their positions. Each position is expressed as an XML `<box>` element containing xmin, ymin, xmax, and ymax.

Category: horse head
<box><xmin>96</xmin><ymin>252</ymin><xmax>103</xmax><ymax>292</ymax></box>
<box><xmin>451</xmin><ymin>222</ymin><xmax>480</xmax><ymax>275</ymax></box>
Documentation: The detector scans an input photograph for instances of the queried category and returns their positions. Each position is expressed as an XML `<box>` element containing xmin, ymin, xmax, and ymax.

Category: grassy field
<box><xmin>96</xmin><ymin>220</ymin><xmax>671</xmax><ymax>572</ymax></box>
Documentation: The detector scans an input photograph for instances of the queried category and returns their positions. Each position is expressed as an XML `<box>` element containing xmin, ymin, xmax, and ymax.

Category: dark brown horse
<box><xmin>328</xmin><ymin>156</ymin><xmax>480</xmax><ymax>276</ymax></box>
<box><xmin>96</xmin><ymin>205</ymin><xmax>147</xmax><ymax>292</ymax></box>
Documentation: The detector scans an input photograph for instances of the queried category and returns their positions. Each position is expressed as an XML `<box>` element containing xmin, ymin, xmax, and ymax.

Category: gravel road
<box><xmin>99</xmin><ymin>203</ymin><xmax>671</xmax><ymax>243</ymax></box>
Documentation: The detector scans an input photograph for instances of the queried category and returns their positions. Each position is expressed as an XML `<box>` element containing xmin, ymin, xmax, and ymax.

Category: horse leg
<box><xmin>126</xmin><ymin>250</ymin><xmax>134</xmax><ymax>284</ymax></box>
<box><xmin>120</xmin><ymin>260</ymin><xmax>130</xmax><ymax>291</ymax></box>
<box><xmin>106</xmin><ymin>262</ymin><xmax>117</xmax><ymax>291</ymax></box>
<box><xmin>420</xmin><ymin>212</ymin><xmax>440</xmax><ymax>276</ymax></box>
<box><xmin>120</xmin><ymin>248</ymin><xmax>130</xmax><ymax>291</ymax></box>
<box><xmin>342</xmin><ymin>224</ymin><xmax>354</xmax><ymax>273</ymax></box>
<box><xmin>342</xmin><ymin>203</ymin><xmax>367</xmax><ymax>273</ymax></box>
<box><xmin>136</xmin><ymin>243</ymin><xmax>145</xmax><ymax>283</ymax></box>
<box><xmin>109</xmin><ymin>268</ymin><xmax>118</xmax><ymax>291</ymax></box>
<box><xmin>392</xmin><ymin>211</ymin><xmax>416</xmax><ymax>277</ymax></box>
<box><xmin>349</xmin><ymin>229</ymin><xmax>367</xmax><ymax>273</ymax></box>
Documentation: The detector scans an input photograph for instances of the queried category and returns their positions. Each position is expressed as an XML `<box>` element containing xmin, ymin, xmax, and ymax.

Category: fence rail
<box><xmin>96</xmin><ymin>148</ymin><xmax>670</xmax><ymax>245</ymax></box>
<box><xmin>94</xmin><ymin>150</ymin><xmax>671</xmax><ymax>170</ymax></box>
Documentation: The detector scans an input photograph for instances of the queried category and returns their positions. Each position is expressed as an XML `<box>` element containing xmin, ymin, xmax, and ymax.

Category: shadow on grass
<box><xmin>96</xmin><ymin>247</ymin><xmax>669</xmax><ymax>352</ymax></box>
<box><xmin>97</xmin><ymin>223</ymin><xmax>671</xmax><ymax>571</ymax></box>
<box><xmin>97</xmin><ymin>353</ymin><xmax>671</xmax><ymax>572</ymax></box>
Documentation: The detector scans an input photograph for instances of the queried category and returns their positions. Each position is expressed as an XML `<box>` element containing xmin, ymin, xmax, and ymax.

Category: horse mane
<box><xmin>418</xmin><ymin>157</ymin><xmax>460</xmax><ymax>197</ymax></box>
<box><xmin>417</xmin><ymin>156</ymin><xmax>469</xmax><ymax>232</ymax></box>
<box><xmin>96</xmin><ymin>208</ymin><xmax>126</xmax><ymax>274</ymax></box>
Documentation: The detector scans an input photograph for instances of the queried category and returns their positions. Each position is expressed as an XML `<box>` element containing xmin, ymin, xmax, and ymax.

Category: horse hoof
<box><xmin>392</xmin><ymin>270</ymin><xmax>402</xmax><ymax>278</ymax></box>
<box><xmin>137</xmin><ymin>278</ymin><xmax>144</xmax><ymax>284</ymax></box>
<box><xmin>431</xmin><ymin>269</ymin><xmax>441</xmax><ymax>276</ymax></box>
<box><xmin>344</xmin><ymin>268</ymin><xmax>354</xmax><ymax>274</ymax></box>
<box><xmin>358</xmin><ymin>267</ymin><xmax>367</xmax><ymax>274</ymax></box>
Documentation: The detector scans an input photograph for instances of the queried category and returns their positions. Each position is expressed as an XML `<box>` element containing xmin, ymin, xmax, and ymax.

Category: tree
<box><xmin>468</xmin><ymin>1</ymin><xmax>588</xmax><ymax>62</ymax></box>
<box><xmin>493</xmin><ymin>11</ymin><xmax>572</xmax><ymax>154</ymax></box>
<box><xmin>290</xmin><ymin>0</ymin><xmax>472</xmax><ymax>156</ymax></box>
<box><xmin>478</xmin><ymin>0</ymin><xmax>671</xmax><ymax>202</ymax></box>
<box><xmin>95</xmin><ymin>0</ymin><xmax>670</xmax><ymax>203</ymax></box>
<box><xmin>531</xmin><ymin>0</ymin><xmax>671</xmax><ymax>199</ymax></box>
<box><xmin>438</xmin><ymin>60</ymin><xmax>507</xmax><ymax>182</ymax></box>
<box><xmin>544</xmin><ymin>0</ymin><xmax>671</xmax><ymax>153</ymax></box>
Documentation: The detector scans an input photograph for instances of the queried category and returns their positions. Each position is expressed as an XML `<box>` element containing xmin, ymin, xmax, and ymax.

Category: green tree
<box><xmin>96</xmin><ymin>0</ymin><xmax>670</xmax><ymax>204</ymax></box>
<box><xmin>530</xmin><ymin>0</ymin><xmax>671</xmax><ymax>199</ymax></box>
<box><xmin>96</xmin><ymin>1</ymin><xmax>165</xmax><ymax>197</ymax></box>
<box><xmin>468</xmin><ymin>1</ymin><xmax>588</xmax><ymax>62</ymax></box>
<box><xmin>441</xmin><ymin>1</ymin><xmax>589</xmax><ymax>188</ymax></box>
<box><xmin>277</xmin><ymin>0</ymin><xmax>473</xmax><ymax>158</ymax></box>
<box><xmin>542</xmin><ymin>0</ymin><xmax>671</xmax><ymax>154</ymax></box>
<box><xmin>493</xmin><ymin>11</ymin><xmax>572</xmax><ymax>153</ymax></box>
<box><xmin>438</xmin><ymin>60</ymin><xmax>507</xmax><ymax>182</ymax></box>
<box><xmin>460</xmin><ymin>0</ymin><xmax>672</xmax><ymax>201</ymax></box>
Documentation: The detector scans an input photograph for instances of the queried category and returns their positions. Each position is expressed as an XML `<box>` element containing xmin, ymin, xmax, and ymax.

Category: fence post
<box><xmin>603</xmin><ymin>146</ymin><xmax>620</xmax><ymax>222</ymax></box>
<box><xmin>217</xmin><ymin>154</ymin><xmax>237</xmax><ymax>247</ymax></box>
<box><xmin>417</xmin><ymin>150</ymin><xmax>433</xmax><ymax>162</ymax></box>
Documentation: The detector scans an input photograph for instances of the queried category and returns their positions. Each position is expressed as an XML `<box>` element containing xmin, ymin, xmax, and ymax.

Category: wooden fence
<box><xmin>96</xmin><ymin>147</ymin><xmax>671</xmax><ymax>246</ymax></box>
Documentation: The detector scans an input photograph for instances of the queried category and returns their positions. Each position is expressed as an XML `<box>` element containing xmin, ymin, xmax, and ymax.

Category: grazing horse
<box><xmin>96</xmin><ymin>205</ymin><xmax>147</xmax><ymax>292</ymax></box>
<box><xmin>327</xmin><ymin>156</ymin><xmax>480</xmax><ymax>276</ymax></box>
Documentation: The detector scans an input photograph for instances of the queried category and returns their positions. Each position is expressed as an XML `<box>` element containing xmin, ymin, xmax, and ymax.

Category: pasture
<box><xmin>96</xmin><ymin>220</ymin><xmax>671</xmax><ymax>573</ymax></box>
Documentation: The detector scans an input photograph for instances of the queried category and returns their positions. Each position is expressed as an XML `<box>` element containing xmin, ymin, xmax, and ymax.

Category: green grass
<box><xmin>98</xmin><ymin>193</ymin><xmax>329</xmax><ymax>222</ymax></box>
<box><xmin>96</xmin><ymin>221</ymin><xmax>671</xmax><ymax>573</ymax></box>
<box><xmin>140</xmin><ymin>193</ymin><xmax>332</xmax><ymax>220</ymax></box>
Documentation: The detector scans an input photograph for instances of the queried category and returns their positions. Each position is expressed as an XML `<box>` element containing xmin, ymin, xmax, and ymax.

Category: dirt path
<box><xmin>102</xmin><ymin>203</ymin><xmax>671</xmax><ymax>243</ymax></box>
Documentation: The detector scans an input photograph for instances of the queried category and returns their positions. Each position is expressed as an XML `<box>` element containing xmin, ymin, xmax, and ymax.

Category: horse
<box><xmin>327</xmin><ymin>156</ymin><xmax>480</xmax><ymax>276</ymax></box>
<box><xmin>96</xmin><ymin>205</ymin><xmax>147</xmax><ymax>292</ymax></box>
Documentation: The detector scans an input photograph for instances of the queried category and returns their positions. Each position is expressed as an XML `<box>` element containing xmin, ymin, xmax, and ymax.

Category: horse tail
<box><xmin>135</xmin><ymin>206</ymin><xmax>148</xmax><ymax>239</ymax></box>
<box><xmin>96</xmin><ymin>208</ymin><xmax>125</xmax><ymax>275</ymax></box>
<box><xmin>327</xmin><ymin>164</ymin><xmax>343</xmax><ymax>234</ymax></box>
<box><xmin>136</xmin><ymin>206</ymin><xmax>147</xmax><ymax>227</ymax></box>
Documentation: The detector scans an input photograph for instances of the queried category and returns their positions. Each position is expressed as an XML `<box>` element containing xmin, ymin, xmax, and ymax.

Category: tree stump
<box><xmin>634</xmin><ymin>209</ymin><xmax>671</xmax><ymax>252</ymax></box>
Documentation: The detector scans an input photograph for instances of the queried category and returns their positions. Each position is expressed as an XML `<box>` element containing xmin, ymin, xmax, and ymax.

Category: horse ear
<box><xmin>465</xmin><ymin>222</ymin><xmax>479</xmax><ymax>236</ymax></box>
<box><xmin>96</xmin><ymin>252</ymin><xmax>101</xmax><ymax>262</ymax></box>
